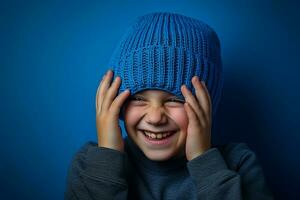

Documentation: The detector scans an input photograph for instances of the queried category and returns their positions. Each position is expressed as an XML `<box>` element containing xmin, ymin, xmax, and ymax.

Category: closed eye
<box><xmin>129</xmin><ymin>96</ymin><xmax>185</xmax><ymax>104</ymax></box>
<box><xmin>167</xmin><ymin>98</ymin><xmax>185</xmax><ymax>104</ymax></box>
<box><xmin>130</xmin><ymin>96</ymin><xmax>145</xmax><ymax>101</ymax></box>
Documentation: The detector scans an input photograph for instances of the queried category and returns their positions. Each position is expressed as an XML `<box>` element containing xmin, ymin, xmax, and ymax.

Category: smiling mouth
<box><xmin>141</xmin><ymin>130</ymin><xmax>176</xmax><ymax>140</ymax></box>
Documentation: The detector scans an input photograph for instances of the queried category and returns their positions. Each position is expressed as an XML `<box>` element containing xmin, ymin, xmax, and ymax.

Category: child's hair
<box><xmin>108</xmin><ymin>12</ymin><xmax>223</xmax><ymax>121</ymax></box>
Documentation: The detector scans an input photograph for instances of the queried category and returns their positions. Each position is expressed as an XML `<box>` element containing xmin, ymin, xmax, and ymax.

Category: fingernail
<box><xmin>107</xmin><ymin>69</ymin><xmax>113</xmax><ymax>75</ymax></box>
<box><xmin>183</xmin><ymin>85</ymin><xmax>189</xmax><ymax>90</ymax></box>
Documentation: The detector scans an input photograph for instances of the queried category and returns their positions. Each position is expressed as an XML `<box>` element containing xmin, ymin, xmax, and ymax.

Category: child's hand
<box><xmin>181</xmin><ymin>76</ymin><xmax>212</xmax><ymax>161</ymax></box>
<box><xmin>95</xmin><ymin>69</ymin><xmax>131</xmax><ymax>152</ymax></box>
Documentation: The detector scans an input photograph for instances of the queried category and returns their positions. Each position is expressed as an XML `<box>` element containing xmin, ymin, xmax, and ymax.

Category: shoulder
<box><xmin>214</xmin><ymin>142</ymin><xmax>259</xmax><ymax>171</ymax></box>
<box><xmin>73</xmin><ymin>141</ymin><xmax>98</xmax><ymax>158</ymax></box>
<box><xmin>71</xmin><ymin>141</ymin><xmax>127</xmax><ymax>165</ymax></box>
<box><xmin>68</xmin><ymin>141</ymin><xmax>98</xmax><ymax>166</ymax></box>
<box><xmin>65</xmin><ymin>141</ymin><xmax>98</xmax><ymax>182</ymax></box>
<box><xmin>215</xmin><ymin>142</ymin><xmax>253</xmax><ymax>157</ymax></box>
<box><xmin>78</xmin><ymin>141</ymin><xmax>98</xmax><ymax>153</ymax></box>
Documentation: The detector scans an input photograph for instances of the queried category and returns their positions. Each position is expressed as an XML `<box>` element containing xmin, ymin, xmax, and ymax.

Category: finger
<box><xmin>96</xmin><ymin>73</ymin><xmax>106</xmax><ymax>110</ymax></box>
<box><xmin>110</xmin><ymin>89</ymin><xmax>131</xmax><ymax>118</ymax></box>
<box><xmin>200</xmin><ymin>81</ymin><xmax>212</xmax><ymax>124</ymax></box>
<box><xmin>101</xmin><ymin>76</ymin><xmax>122</xmax><ymax>113</ymax></box>
<box><xmin>97</xmin><ymin>70</ymin><xmax>114</xmax><ymax>114</ymax></box>
<box><xmin>201</xmin><ymin>81</ymin><xmax>212</xmax><ymax>115</ymax></box>
<box><xmin>184</xmin><ymin>102</ymin><xmax>201</xmax><ymax>126</ymax></box>
<box><xmin>192</xmin><ymin>76</ymin><xmax>211</xmax><ymax>120</ymax></box>
<box><xmin>181</xmin><ymin>84</ymin><xmax>206</xmax><ymax>123</ymax></box>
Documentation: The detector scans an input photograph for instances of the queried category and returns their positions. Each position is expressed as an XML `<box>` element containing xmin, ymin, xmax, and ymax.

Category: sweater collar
<box><xmin>124</xmin><ymin>136</ymin><xmax>188</xmax><ymax>175</ymax></box>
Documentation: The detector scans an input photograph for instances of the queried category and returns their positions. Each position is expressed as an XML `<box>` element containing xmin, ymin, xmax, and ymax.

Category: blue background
<box><xmin>1</xmin><ymin>0</ymin><xmax>299</xmax><ymax>199</ymax></box>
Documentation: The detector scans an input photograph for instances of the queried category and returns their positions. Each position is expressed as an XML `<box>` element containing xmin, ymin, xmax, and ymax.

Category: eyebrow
<box><xmin>134</xmin><ymin>93</ymin><xmax>180</xmax><ymax>99</ymax></box>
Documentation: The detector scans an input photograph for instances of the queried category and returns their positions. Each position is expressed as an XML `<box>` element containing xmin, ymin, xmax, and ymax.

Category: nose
<box><xmin>145</xmin><ymin>106</ymin><xmax>168</xmax><ymax>125</ymax></box>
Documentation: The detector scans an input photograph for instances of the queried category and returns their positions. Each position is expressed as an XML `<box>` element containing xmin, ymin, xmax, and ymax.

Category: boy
<box><xmin>65</xmin><ymin>12</ymin><xmax>273</xmax><ymax>199</ymax></box>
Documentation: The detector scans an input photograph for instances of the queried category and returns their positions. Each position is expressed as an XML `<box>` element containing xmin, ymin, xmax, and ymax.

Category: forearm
<box><xmin>187</xmin><ymin>146</ymin><xmax>273</xmax><ymax>200</ymax></box>
<box><xmin>64</xmin><ymin>142</ymin><xmax>129</xmax><ymax>200</ymax></box>
<box><xmin>187</xmin><ymin>148</ymin><xmax>242</xmax><ymax>199</ymax></box>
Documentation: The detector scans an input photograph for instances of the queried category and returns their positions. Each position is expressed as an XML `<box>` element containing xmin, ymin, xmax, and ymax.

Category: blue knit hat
<box><xmin>108</xmin><ymin>12</ymin><xmax>224</xmax><ymax>121</ymax></box>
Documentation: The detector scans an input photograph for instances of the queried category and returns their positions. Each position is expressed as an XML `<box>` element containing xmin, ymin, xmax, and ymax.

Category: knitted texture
<box><xmin>108</xmin><ymin>12</ymin><xmax>224</xmax><ymax>120</ymax></box>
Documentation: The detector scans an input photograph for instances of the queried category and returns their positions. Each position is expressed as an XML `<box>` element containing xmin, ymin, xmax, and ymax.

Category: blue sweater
<box><xmin>64</xmin><ymin>137</ymin><xmax>273</xmax><ymax>199</ymax></box>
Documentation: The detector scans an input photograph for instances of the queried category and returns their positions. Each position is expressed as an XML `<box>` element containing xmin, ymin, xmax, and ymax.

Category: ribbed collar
<box><xmin>124</xmin><ymin>136</ymin><xmax>188</xmax><ymax>175</ymax></box>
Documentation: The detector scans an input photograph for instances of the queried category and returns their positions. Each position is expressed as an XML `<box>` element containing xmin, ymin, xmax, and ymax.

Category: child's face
<box><xmin>123</xmin><ymin>89</ymin><xmax>188</xmax><ymax>161</ymax></box>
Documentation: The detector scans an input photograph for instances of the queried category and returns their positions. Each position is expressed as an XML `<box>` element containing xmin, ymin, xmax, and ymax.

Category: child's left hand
<box><xmin>181</xmin><ymin>76</ymin><xmax>212</xmax><ymax>161</ymax></box>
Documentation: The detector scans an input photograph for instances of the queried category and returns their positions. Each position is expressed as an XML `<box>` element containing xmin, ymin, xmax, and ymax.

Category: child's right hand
<box><xmin>95</xmin><ymin>69</ymin><xmax>131</xmax><ymax>152</ymax></box>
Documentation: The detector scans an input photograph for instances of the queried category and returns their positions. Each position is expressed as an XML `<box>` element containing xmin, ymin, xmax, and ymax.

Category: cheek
<box><xmin>168</xmin><ymin>107</ymin><xmax>189</xmax><ymax>130</ymax></box>
<box><xmin>123</xmin><ymin>105</ymin><xmax>142</xmax><ymax>127</ymax></box>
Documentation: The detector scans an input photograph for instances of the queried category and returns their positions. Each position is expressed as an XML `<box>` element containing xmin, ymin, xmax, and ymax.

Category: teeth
<box><xmin>150</xmin><ymin>133</ymin><xmax>156</xmax><ymax>138</ymax></box>
<box><xmin>144</xmin><ymin>131</ymin><xmax>173</xmax><ymax>139</ymax></box>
